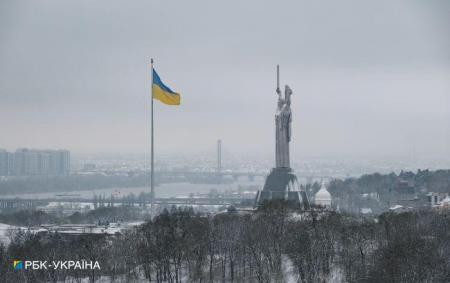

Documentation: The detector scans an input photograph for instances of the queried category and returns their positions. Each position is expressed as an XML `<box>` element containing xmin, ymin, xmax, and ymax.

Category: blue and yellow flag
<box><xmin>152</xmin><ymin>69</ymin><xmax>181</xmax><ymax>105</ymax></box>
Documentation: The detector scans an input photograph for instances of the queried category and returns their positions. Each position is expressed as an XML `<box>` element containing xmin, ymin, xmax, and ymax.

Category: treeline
<box><xmin>328</xmin><ymin>169</ymin><xmax>450</xmax><ymax>198</ymax></box>
<box><xmin>1</xmin><ymin>204</ymin><xmax>449</xmax><ymax>282</ymax></box>
<box><xmin>324</xmin><ymin>169</ymin><xmax>450</xmax><ymax>214</ymax></box>
<box><xmin>0</xmin><ymin>206</ymin><xmax>146</xmax><ymax>227</ymax></box>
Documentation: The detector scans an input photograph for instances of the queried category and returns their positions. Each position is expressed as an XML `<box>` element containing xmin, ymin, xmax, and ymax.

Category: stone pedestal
<box><xmin>255</xmin><ymin>167</ymin><xmax>309</xmax><ymax>209</ymax></box>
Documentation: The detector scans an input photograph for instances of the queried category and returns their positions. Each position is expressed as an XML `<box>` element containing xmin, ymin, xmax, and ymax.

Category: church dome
<box><xmin>315</xmin><ymin>182</ymin><xmax>332</xmax><ymax>207</ymax></box>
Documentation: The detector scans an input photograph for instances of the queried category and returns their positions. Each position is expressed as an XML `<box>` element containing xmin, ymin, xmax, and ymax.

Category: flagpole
<box><xmin>150</xmin><ymin>58</ymin><xmax>155</xmax><ymax>217</ymax></box>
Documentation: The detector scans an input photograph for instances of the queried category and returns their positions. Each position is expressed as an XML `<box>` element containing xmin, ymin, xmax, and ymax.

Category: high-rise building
<box><xmin>3</xmin><ymin>148</ymin><xmax>70</xmax><ymax>176</ymax></box>
<box><xmin>50</xmin><ymin>150</ymin><xmax>70</xmax><ymax>175</ymax></box>
<box><xmin>13</xmin><ymin>148</ymin><xmax>28</xmax><ymax>176</ymax></box>
<box><xmin>0</xmin><ymin>149</ymin><xmax>9</xmax><ymax>176</ymax></box>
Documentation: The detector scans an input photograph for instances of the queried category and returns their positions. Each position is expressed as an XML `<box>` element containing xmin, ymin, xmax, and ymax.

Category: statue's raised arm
<box><xmin>276</xmin><ymin>85</ymin><xmax>282</xmax><ymax>100</ymax></box>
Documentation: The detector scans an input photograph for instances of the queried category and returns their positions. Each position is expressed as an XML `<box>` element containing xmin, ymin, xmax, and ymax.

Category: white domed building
<box><xmin>315</xmin><ymin>182</ymin><xmax>332</xmax><ymax>207</ymax></box>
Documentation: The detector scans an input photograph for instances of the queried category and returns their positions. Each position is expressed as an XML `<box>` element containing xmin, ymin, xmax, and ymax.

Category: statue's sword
<box><xmin>276</xmin><ymin>64</ymin><xmax>280</xmax><ymax>94</ymax></box>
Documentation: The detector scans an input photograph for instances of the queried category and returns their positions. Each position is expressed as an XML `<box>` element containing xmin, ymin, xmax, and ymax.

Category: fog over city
<box><xmin>1</xmin><ymin>0</ymin><xmax>449</xmax><ymax>163</ymax></box>
<box><xmin>2</xmin><ymin>2</ymin><xmax>450</xmax><ymax>282</ymax></box>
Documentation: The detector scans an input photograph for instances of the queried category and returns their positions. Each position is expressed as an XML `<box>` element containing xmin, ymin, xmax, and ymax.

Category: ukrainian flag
<box><xmin>152</xmin><ymin>69</ymin><xmax>181</xmax><ymax>105</ymax></box>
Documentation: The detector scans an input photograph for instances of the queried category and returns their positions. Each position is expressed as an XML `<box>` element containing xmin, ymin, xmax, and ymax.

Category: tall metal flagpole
<box><xmin>150</xmin><ymin>58</ymin><xmax>155</xmax><ymax>217</ymax></box>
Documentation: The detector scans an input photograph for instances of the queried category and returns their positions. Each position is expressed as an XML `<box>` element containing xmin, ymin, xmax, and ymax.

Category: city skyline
<box><xmin>1</xmin><ymin>0</ymin><xmax>449</xmax><ymax>159</ymax></box>
<box><xmin>0</xmin><ymin>148</ymin><xmax>70</xmax><ymax>176</ymax></box>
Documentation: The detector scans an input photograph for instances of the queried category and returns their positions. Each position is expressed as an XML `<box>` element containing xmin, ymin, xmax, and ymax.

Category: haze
<box><xmin>1</xmin><ymin>0</ymin><xmax>449</xmax><ymax>161</ymax></box>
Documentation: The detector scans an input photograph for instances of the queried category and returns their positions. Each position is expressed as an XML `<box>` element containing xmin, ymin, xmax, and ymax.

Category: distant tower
<box><xmin>255</xmin><ymin>65</ymin><xmax>309</xmax><ymax>209</ymax></box>
<box><xmin>217</xmin><ymin>139</ymin><xmax>222</xmax><ymax>173</ymax></box>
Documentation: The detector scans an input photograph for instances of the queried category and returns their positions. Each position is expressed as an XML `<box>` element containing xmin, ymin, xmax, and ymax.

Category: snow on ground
<box><xmin>0</xmin><ymin>223</ymin><xmax>19</xmax><ymax>245</ymax></box>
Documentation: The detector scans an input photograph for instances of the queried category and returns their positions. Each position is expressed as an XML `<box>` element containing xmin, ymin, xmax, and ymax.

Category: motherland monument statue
<box><xmin>255</xmin><ymin>65</ymin><xmax>309</xmax><ymax>208</ymax></box>
<box><xmin>275</xmin><ymin>84</ymin><xmax>292</xmax><ymax>168</ymax></box>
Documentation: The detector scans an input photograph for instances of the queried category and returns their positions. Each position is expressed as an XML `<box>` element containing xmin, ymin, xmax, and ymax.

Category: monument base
<box><xmin>255</xmin><ymin>167</ymin><xmax>309</xmax><ymax>209</ymax></box>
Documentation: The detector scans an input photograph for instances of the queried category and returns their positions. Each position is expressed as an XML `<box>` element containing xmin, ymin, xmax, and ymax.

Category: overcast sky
<box><xmin>1</xmin><ymin>0</ymin><xmax>449</xmax><ymax>160</ymax></box>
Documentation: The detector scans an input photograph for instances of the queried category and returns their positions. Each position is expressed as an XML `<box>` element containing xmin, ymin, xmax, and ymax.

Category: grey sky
<box><xmin>1</xmin><ymin>0</ymin><xmax>449</xmax><ymax>160</ymax></box>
